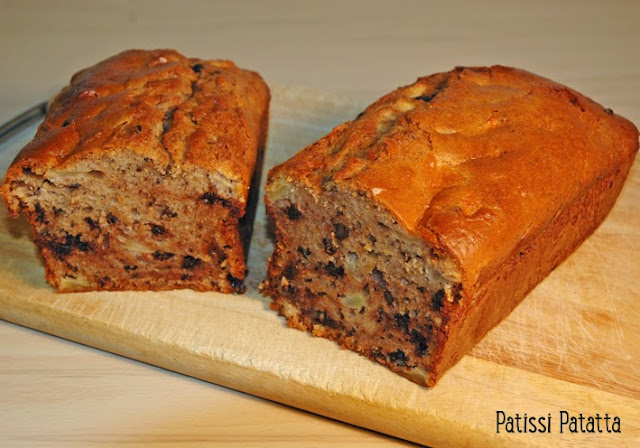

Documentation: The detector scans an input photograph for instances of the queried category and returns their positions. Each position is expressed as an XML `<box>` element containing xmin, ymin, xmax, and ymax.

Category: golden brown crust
<box><xmin>2</xmin><ymin>49</ymin><xmax>270</xmax><ymax>214</ymax></box>
<box><xmin>268</xmin><ymin>65</ymin><xmax>639</xmax><ymax>294</ymax></box>
<box><xmin>432</xmin><ymin>156</ymin><xmax>635</xmax><ymax>385</ymax></box>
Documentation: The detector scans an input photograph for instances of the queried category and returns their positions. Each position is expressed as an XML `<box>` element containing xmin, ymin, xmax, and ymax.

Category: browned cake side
<box><xmin>263</xmin><ymin>66</ymin><xmax>639</xmax><ymax>386</ymax></box>
<box><xmin>1</xmin><ymin>49</ymin><xmax>270</xmax><ymax>293</ymax></box>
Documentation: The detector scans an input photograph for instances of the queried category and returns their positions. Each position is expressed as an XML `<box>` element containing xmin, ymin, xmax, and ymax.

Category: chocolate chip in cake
<box><xmin>153</xmin><ymin>251</ymin><xmax>174</xmax><ymax>261</ymax></box>
<box><xmin>334</xmin><ymin>222</ymin><xmax>349</xmax><ymax>240</ymax></box>
<box><xmin>97</xmin><ymin>276</ymin><xmax>110</xmax><ymax>288</ymax></box>
<box><xmin>84</xmin><ymin>217</ymin><xmax>98</xmax><ymax>230</ymax></box>
<box><xmin>388</xmin><ymin>349</ymin><xmax>408</xmax><ymax>366</ymax></box>
<box><xmin>410</xmin><ymin>330</ymin><xmax>429</xmax><ymax>357</ymax></box>
<box><xmin>46</xmin><ymin>233</ymin><xmax>91</xmax><ymax>259</ymax></box>
<box><xmin>394</xmin><ymin>313</ymin><xmax>410</xmax><ymax>332</ymax></box>
<box><xmin>74</xmin><ymin>234</ymin><xmax>90</xmax><ymax>252</ymax></box>
<box><xmin>136</xmin><ymin>125</ymin><xmax>143</xmax><ymax>132</ymax></box>
<box><xmin>322</xmin><ymin>237</ymin><xmax>337</xmax><ymax>255</ymax></box>
<box><xmin>283</xmin><ymin>264</ymin><xmax>297</xmax><ymax>279</ymax></box>
<box><xmin>297</xmin><ymin>246</ymin><xmax>312</xmax><ymax>258</ymax></box>
<box><xmin>191</xmin><ymin>63</ymin><xmax>204</xmax><ymax>73</ymax></box>
<box><xmin>199</xmin><ymin>192</ymin><xmax>231</xmax><ymax>207</ymax></box>
<box><xmin>35</xmin><ymin>203</ymin><xmax>45</xmax><ymax>223</ymax></box>
<box><xmin>313</xmin><ymin>309</ymin><xmax>339</xmax><ymax>329</ymax></box>
<box><xmin>371</xmin><ymin>268</ymin><xmax>386</xmax><ymax>289</ymax></box>
<box><xmin>227</xmin><ymin>274</ymin><xmax>245</xmax><ymax>292</ymax></box>
<box><xmin>433</xmin><ymin>289</ymin><xmax>445</xmax><ymax>311</ymax></box>
<box><xmin>161</xmin><ymin>206</ymin><xmax>178</xmax><ymax>218</ymax></box>
<box><xmin>325</xmin><ymin>262</ymin><xmax>345</xmax><ymax>278</ymax></box>
<box><xmin>151</xmin><ymin>224</ymin><xmax>166</xmax><ymax>235</ymax></box>
<box><xmin>286</xmin><ymin>204</ymin><xmax>302</xmax><ymax>220</ymax></box>
<box><xmin>182</xmin><ymin>255</ymin><xmax>202</xmax><ymax>269</ymax></box>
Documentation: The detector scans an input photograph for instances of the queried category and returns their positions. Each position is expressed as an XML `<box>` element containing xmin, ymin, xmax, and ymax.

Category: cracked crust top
<box><xmin>268</xmin><ymin>65</ymin><xmax>639</xmax><ymax>292</ymax></box>
<box><xmin>2</xmin><ymin>49</ymin><xmax>270</xmax><ymax>213</ymax></box>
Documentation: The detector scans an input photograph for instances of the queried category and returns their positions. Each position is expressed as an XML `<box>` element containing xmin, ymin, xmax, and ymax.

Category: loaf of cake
<box><xmin>263</xmin><ymin>66</ymin><xmax>639</xmax><ymax>386</ymax></box>
<box><xmin>2</xmin><ymin>49</ymin><xmax>270</xmax><ymax>293</ymax></box>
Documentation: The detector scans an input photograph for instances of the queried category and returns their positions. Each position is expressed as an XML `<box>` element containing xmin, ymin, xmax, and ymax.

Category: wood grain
<box><xmin>1</xmin><ymin>86</ymin><xmax>638</xmax><ymax>447</ymax></box>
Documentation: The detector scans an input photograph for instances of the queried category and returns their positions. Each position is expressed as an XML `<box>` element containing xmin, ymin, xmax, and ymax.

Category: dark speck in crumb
<box><xmin>161</xmin><ymin>206</ymin><xmax>178</xmax><ymax>218</ymax></box>
<box><xmin>124</xmin><ymin>265</ymin><xmax>137</xmax><ymax>271</ymax></box>
<box><xmin>35</xmin><ymin>203</ymin><xmax>45</xmax><ymax>223</ymax></box>
<box><xmin>376</xmin><ymin>307</ymin><xmax>385</xmax><ymax>324</ymax></box>
<box><xmin>62</xmin><ymin>119</ymin><xmax>72</xmax><ymax>127</ymax></box>
<box><xmin>151</xmin><ymin>224</ymin><xmax>166</xmax><ymax>236</ymax></box>
<box><xmin>107</xmin><ymin>213</ymin><xmax>119</xmax><ymax>224</ymax></box>
<box><xmin>227</xmin><ymin>274</ymin><xmax>245</xmax><ymax>293</ymax></box>
<box><xmin>199</xmin><ymin>192</ymin><xmax>231</xmax><ymax>207</ymax></box>
<box><xmin>136</xmin><ymin>125</ymin><xmax>143</xmax><ymax>132</ymax></box>
<box><xmin>283</xmin><ymin>264</ymin><xmax>297</xmax><ymax>279</ymax></box>
<box><xmin>286</xmin><ymin>204</ymin><xmax>302</xmax><ymax>220</ymax></box>
<box><xmin>192</xmin><ymin>63</ymin><xmax>204</xmax><ymax>73</ymax></box>
<box><xmin>371</xmin><ymin>348</ymin><xmax>387</xmax><ymax>362</ymax></box>
<box><xmin>84</xmin><ymin>217</ymin><xmax>98</xmax><ymax>230</ymax></box>
<box><xmin>182</xmin><ymin>255</ymin><xmax>202</xmax><ymax>269</ymax></box>
<box><xmin>334</xmin><ymin>222</ymin><xmax>349</xmax><ymax>240</ymax></box>
<box><xmin>322</xmin><ymin>237</ymin><xmax>337</xmax><ymax>255</ymax></box>
<box><xmin>98</xmin><ymin>276</ymin><xmax>110</xmax><ymax>288</ymax></box>
<box><xmin>371</xmin><ymin>268</ymin><xmax>386</xmax><ymax>289</ymax></box>
<box><xmin>384</xmin><ymin>290</ymin><xmax>394</xmax><ymax>306</ymax></box>
<box><xmin>297</xmin><ymin>246</ymin><xmax>312</xmax><ymax>258</ymax></box>
<box><xmin>153</xmin><ymin>251</ymin><xmax>174</xmax><ymax>261</ymax></box>
<box><xmin>312</xmin><ymin>309</ymin><xmax>339</xmax><ymax>329</ymax></box>
<box><xmin>74</xmin><ymin>235</ymin><xmax>90</xmax><ymax>252</ymax></box>
<box><xmin>325</xmin><ymin>262</ymin><xmax>345</xmax><ymax>278</ymax></box>
<box><xmin>388</xmin><ymin>350</ymin><xmax>408</xmax><ymax>366</ymax></box>
<box><xmin>46</xmin><ymin>233</ymin><xmax>91</xmax><ymax>259</ymax></box>
<box><xmin>433</xmin><ymin>289</ymin><xmax>445</xmax><ymax>311</ymax></box>
<box><xmin>394</xmin><ymin>313</ymin><xmax>410</xmax><ymax>332</ymax></box>
<box><xmin>410</xmin><ymin>330</ymin><xmax>429</xmax><ymax>357</ymax></box>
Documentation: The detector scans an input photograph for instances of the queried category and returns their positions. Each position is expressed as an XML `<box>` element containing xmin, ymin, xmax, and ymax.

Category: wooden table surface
<box><xmin>1</xmin><ymin>1</ymin><xmax>638</xmax><ymax>447</ymax></box>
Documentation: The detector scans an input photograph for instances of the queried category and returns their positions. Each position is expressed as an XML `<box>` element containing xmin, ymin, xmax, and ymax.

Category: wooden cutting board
<box><xmin>1</xmin><ymin>86</ymin><xmax>638</xmax><ymax>447</ymax></box>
